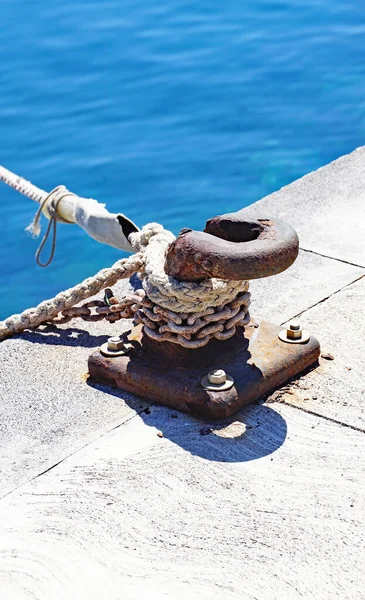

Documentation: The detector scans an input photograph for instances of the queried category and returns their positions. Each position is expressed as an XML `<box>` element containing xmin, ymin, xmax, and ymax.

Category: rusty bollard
<box><xmin>88</xmin><ymin>211</ymin><xmax>320</xmax><ymax>420</ymax></box>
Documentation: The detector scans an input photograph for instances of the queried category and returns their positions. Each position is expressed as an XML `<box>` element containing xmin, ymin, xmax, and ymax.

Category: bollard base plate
<box><xmin>88</xmin><ymin>320</ymin><xmax>320</xmax><ymax>420</ymax></box>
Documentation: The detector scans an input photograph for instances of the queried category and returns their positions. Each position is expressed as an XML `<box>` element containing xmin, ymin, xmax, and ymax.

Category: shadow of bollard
<box><xmin>88</xmin><ymin>379</ymin><xmax>287</xmax><ymax>463</ymax></box>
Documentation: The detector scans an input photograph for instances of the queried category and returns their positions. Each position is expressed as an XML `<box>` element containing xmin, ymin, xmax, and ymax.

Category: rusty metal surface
<box><xmin>164</xmin><ymin>214</ymin><xmax>299</xmax><ymax>281</ymax></box>
<box><xmin>88</xmin><ymin>321</ymin><xmax>320</xmax><ymax>420</ymax></box>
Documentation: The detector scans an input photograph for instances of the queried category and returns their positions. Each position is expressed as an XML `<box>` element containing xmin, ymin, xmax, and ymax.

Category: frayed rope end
<box><xmin>25</xmin><ymin>212</ymin><xmax>42</xmax><ymax>237</ymax></box>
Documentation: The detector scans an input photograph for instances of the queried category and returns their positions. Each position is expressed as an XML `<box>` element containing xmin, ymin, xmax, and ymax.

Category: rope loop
<box><xmin>26</xmin><ymin>186</ymin><xmax>75</xmax><ymax>267</ymax></box>
<box><xmin>35</xmin><ymin>215</ymin><xmax>57</xmax><ymax>268</ymax></box>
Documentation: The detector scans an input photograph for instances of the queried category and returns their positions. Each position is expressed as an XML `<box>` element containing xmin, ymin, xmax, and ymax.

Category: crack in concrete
<box><xmin>281</xmin><ymin>272</ymin><xmax>365</xmax><ymax>325</ymax></box>
<box><xmin>0</xmin><ymin>404</ymin><xmax>154</xmax><ymax>503</ymax></box>
<box><xmin>278</xmin><ymin>400</ymin><xmax>365</xmax><ymax>434</ymax></box>
<box><xmin>300</xmin><ymin>246</ymin><xmax>365</xmax><ymax>269</ymax></box>
<box><xmin>274</xmin><ymin>272</ymin><xmax>365</xmax><ymax>432</ymax></box>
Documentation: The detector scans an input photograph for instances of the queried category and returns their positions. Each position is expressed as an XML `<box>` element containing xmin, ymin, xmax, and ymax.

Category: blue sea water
<box><xmin>1</xmin><ymin>0</ymin><xmax>365</xmax><ymax>318</ymax></box>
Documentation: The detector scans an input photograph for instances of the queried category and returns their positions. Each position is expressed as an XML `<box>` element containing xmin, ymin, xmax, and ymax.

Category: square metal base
<box><xmin>88</xmin><ymin>320</ymin><xmax>320</xmax><ymax>420</ymax></box>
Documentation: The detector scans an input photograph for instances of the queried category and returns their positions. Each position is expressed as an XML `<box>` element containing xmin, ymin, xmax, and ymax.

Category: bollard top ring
<box><xmin>165</xmin><ymin>211</ymin><xmax>299</xmax><ymax>282</ymax></box>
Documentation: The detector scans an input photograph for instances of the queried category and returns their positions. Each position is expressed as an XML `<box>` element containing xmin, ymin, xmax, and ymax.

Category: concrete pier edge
<box><xmin>1</xmin><ymin>147</ymin><xmax>364</xmax><ymax>599</ymax></box>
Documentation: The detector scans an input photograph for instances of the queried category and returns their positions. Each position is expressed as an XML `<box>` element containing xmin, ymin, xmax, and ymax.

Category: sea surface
<box><xmin>1</xmin><ymin>0</ymin><xmax>365</xmax><ymax>318</ymax></box>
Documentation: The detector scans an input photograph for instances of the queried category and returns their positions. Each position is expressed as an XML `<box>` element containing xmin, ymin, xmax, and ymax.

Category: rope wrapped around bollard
<box><xmin>0</xmin><ymin>166</ymin><xmax>301</xmax><ymax>346</ymax></box>
<box><xmin>0</xmin><ymin>223</ymin><xmax>251</xmax><ymax>346</ymax></box>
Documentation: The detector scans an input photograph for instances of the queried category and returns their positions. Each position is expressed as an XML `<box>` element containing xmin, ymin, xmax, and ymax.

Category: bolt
<box><xmin>287</xmin><ymin>321</ymin><xmax>302</xmax><ymax>340</ymax></box>
<box><xmin>107</xmin><ymin>336</ymin><xmax>124</xmax><ymax>351</ymax></box>
<box><xmin>208</xmin><ymin>369</ymin><xmax>227</xmax><ymax>385</ymax></box>
<box><xmin>201</xmin><ymin>368</ymin><xmax>234</xmax><ymax>391</ymax></box>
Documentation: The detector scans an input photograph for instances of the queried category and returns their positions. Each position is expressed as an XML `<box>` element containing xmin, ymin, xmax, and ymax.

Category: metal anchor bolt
<box><xmin>201</xmin><ymin>368</ymin><xmax>234</xmax><ymax>391</ymax></box>
<box><xmin>287</xmin><ymin>321</ymin><xmax>302</xmax><ymax>340</ymax></box>
<box><xmin>279</xmin><ymin>321</ymin><xmax>310</xmax><ymax>344</ymax></box>
<box><xmin>100</xmin><ymin>335</ymin><xmax>132</xmax><ymax>357</ymax></box>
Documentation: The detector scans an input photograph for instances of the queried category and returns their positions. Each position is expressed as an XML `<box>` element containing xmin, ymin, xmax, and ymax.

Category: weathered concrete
<box><xmin>0</xmin><ymin>402</ymin><xmax>364</xmax><ymax>600</ymax></box>
<box><xmin>249</xmin><ymin>248</ymin><xmax>363</xmax><ymax>324</ymax></box>
<box><xmin>243</xmin><ymin>146</ymin><xmax>365</xmax><ymax>267</ymax></box>
<box><xmin>270</xmin><ymin>275</ymin><xmax>365</xmax><ymax>429</ymax></box>
<box><xmin>1</xmin><ymin>147</ymin><xmax>365</xmax><ymax>598</ymax></box>
<box><xmin>0</xmin><ymin>285</ymin><xmax>147</xmax><ymax>498</ymax></box>
<box><xmin>0</xmin><ymin>252</ymin><xmax>362</xmax><ymax>499</ymax></box>
<box><xmin>1</xmin><ymin>250</ymin><xmax>361</xmax><ymax>503</ymax></box>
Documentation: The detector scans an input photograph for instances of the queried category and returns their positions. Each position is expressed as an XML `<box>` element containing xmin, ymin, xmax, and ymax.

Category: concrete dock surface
<box><xmin>1</xmin><ymin>147</ymin><xmax>365</xmax><ymax>599</ymax></box>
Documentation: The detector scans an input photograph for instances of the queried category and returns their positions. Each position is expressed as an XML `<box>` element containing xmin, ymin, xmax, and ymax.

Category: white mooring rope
<box><xmin>0</xmin><ymin>165</ymin><xmax>138</xmax><ymax>254</ymax></box>
<box><xmin>0</xmin><ymin>168</ymin><xmax>250</xmax><ymax>345</ymax></box>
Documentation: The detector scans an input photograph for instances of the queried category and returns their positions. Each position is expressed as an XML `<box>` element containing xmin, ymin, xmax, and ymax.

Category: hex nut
<box><xmin>100</xmin><ymin>337</ymin><xmax>133</xmax><ymax>357</ymax></box>
<box><xmin>279</xmin><ymin>322</ymin><xmax>310</xmax><ymax>344</ymax></box>
<box><xmin>201</xmin><ymin>370</ymin><xmax>234</xmax><ymax>391</ymax></box>
<box><xmin>107</xmin><ymin>336</ymin><xmax>124</xmax><ymax>351</ymax></box>
<box><xmin>208</xmin><ymin>369</ymin><xmax>227</xmax><ymax>385</ymax></box>
<box><xmin>287</xmin><ymin>328</ymin><xmax>302</xmax><ymax>340</ymax></box>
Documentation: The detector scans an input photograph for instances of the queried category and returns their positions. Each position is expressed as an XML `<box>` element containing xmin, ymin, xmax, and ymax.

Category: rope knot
<box><xmin>129</xmin><ymin>222</ymin><xmax>172</xmax><ymax>252</ymax></box>
<box><xmin>130</xmin><ymin>224</ymin><xmax>249</xmax><ymax>316</ymax></box>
